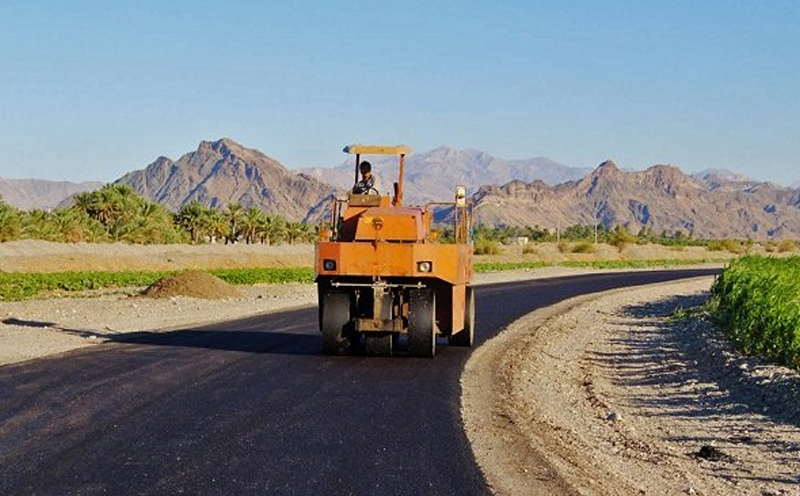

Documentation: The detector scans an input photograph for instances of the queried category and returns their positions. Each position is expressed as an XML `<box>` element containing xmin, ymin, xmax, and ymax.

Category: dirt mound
<box><xmin>142</xmin><ymin>271</ymin><xmax>241</xmax><ymax>299</ymax></box>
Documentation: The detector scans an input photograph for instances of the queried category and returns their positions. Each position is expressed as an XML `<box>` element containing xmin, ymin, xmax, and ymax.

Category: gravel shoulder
<box><xmin>463</xmin><ymin>277</ymin><xmax>800</xmax><ymax>496</ymax></box>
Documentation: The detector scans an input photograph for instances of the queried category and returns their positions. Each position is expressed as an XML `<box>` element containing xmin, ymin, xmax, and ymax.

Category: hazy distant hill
<box><xmin>472</xmin><ymin>160</ymin><xmax>800</xmax><ymax>240</ymax></box>
<box><xmin>692</xmin><ymin>168</ymin><xmax>753</xmax><ymax>183</ymax></box>
<box><xmin>690</xmin><ymin>168</ymin><xmax>761</xmax><ymax>192</ymax></box>
<box><xmin>299</xmin><ymin>146</ymin><xmax>589</xmax><ymax>204</ymax></box>
<box><xmin>0</xmin><ymin>177</ymin><xmax>103</xmax><ymax>211</ymax></box>
<box><xmin>115</xmin><ymin>138</ymin><xmax>334</xmax><ymax>221</ymax></box>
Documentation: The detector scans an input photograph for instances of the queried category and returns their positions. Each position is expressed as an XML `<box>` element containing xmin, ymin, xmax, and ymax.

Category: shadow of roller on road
<box><xmin>2</xmin><ymin>312</ymin><xmax>323</xmax><ymax>356</ymax></box>
<box><xmin>106</xmin><ymin>325</ymin><xmax>460</xmax><ymax>358</ymax></box>
<box><xmin>109</xmin><ymin>306</ymin><xmax>323</xmax><ymax>356</ymax></box>
<box><xmin>109</xmin><ymin>329</ymin><xmax>322</xmax><ymax>356</ymax></box>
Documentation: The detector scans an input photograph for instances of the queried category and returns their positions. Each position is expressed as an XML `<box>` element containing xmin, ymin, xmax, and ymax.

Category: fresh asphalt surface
<box><xmin>0</xmin><ymin>269</ymin><xmax>718</xmax><ymax>495</ymax></box>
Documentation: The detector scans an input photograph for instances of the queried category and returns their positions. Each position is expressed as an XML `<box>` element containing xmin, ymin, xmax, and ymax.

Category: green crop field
<box><xmin>557</xmin><ymin>259</ymin><xmax>717</xmax><ymax>270</ymax></box>
<box><xmin>711</xmin><ymin>256</ymin><xmax>800</xmax><ymax>369</ymax></box>
<box><xmin>0</xmin><ymin>267</ymin><xmax>315</xmax><ymax>301</ymax></box>
<box><xmin>472</xmin><ymin>258</ymin><xmax>717</xmax><ymax>273</ymax></box>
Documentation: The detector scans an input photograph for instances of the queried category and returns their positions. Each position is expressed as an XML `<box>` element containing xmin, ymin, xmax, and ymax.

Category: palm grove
<box><xmin>0</xmin><ymin>184</ymin><xmax>316</xmax><ymax>245</ymax></box>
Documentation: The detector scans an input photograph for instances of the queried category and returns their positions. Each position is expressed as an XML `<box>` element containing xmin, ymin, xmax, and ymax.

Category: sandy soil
<box><xmin>463</xmin><ymin>277</ymin><xmax>800</xmax><ymax>496</ymax></box>
<box><xmin>0</xmin><ymin>239</ymin><xmax>738</xmax><ymax>274</ymax></box>
<box><xmin>0</xmin><ymin>239</ymin><xmax>314</xmax><ymax>273</ymax></box>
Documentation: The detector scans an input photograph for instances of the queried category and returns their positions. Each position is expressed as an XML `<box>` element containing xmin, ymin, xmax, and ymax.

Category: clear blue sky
<box><xmin>1</xmin><ymin>1</ymin><xmax>798</xmax><ymax>185</ymax></box>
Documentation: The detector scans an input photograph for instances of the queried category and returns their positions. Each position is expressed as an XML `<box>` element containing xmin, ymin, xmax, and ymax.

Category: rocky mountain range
<box><xmin>472</xmin><ymin>160</ymin><xmax>800</xmax><ymax>239</ymax></box>
<box><xmin>299</xmin><ymin>146</ymin><xmax>589</xmax><ymax>204</ymax></box>
<box><xmin>114</xmin><ymin>138</ymin><xmax>334</xmax><ymax>221</ymax></box>
<box><xmin>0</xmin><ymin>178</ymin><xmax>103</xmax><ymax>211</ymax></box>
<box><xmin>3</xmin><ymin>138</ymin><xmax>798</xmax><ymax>240</ymax></box>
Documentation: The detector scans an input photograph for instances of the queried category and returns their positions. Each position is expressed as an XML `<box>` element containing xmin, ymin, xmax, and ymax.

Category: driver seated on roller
<box><xmin>352</xmin><ymin>160</ymin><xmax>380</xmax><ymax>195</ymax></box>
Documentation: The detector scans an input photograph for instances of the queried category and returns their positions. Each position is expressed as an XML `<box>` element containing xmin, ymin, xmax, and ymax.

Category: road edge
<box><xmin>460</xmin><ymin>277</ymin><xmax>713</xmax><ymax>495</ymax></box>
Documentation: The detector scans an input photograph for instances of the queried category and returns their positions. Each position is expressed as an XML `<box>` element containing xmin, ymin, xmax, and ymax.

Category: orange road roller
<box><xmin>315</xmin><ymin>144</ymin><xmax>474</xmax><ymax>357</ymax></box>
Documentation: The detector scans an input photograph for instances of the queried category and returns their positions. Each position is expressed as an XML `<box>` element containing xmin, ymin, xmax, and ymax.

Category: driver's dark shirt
<box><xmin>352</xmin><ymin>175</ymin><xmax>376</xmax><ymax>194</ymax></box>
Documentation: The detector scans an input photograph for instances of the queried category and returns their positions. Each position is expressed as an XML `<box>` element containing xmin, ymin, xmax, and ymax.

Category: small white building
<box><xmin>512</xmin><ymin>236</ymin><xmax>529</xmax><ymax>245</ymax></box>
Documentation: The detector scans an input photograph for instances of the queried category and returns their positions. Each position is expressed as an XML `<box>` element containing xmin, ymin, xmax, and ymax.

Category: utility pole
<box><xmin>593</xmin><ymin>203</ymin><xmax>601</xmax><ymax>244</ymax></box>
<box><xmin>557</xmin><ymin>218</ymin><xmax>561</xmax><ymax>243</ymax></box>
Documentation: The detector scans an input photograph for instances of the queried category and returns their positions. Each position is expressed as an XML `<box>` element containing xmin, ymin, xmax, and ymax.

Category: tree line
<box><xmin>0</xmin><ymin>184</ymin><xmax>316</xmax><ymax>245</ymax></box>
<box><xmin>436</xmin><ymin>222</ymin><xmax>747</xmax><ymax>248</ymax></box>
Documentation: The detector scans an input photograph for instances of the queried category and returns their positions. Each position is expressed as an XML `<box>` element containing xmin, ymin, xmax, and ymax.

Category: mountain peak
<box><xmin>592</xmin><ymin>160</ymin><xmax>620</xmax><ymax>176</ymax></box>
<box><xmin>196</xmin><ymin>138</ymin><xmax>271</xmax><ymax>165</ymax></box>
<box><xmin>116</xmin><ymin>139</ymin><xmax>332</xmax><ymax>220</ymax></box>
<box><xmin>646</xmin><ymin>163</ymin><xmax>683</xmax><ymax>176</ymax></box>
<box><xmin>199</xmin><ymin>137</ymin><xmax>245</xmax><ymax>154</ymax></box>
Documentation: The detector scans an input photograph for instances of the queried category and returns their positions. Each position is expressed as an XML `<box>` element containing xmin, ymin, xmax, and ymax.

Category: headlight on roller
<box><xmin>417</xmin><ymin>261</ymin><xmax>432</xmax><ymax>273</ymax></box>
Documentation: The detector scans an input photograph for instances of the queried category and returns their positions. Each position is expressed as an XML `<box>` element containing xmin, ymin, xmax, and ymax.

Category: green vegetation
<box><xmin>473</xmin><ymin>236</ymin><xmax>501</xmax><ymax>255</ymax></box>
<box><xmin>608</xmin><ymin>225</ymin><xmax>637</xmax><ymax>252</ymax></box>
<box><xmin>559</xmin><ymin>259</ymin><xmax>716</xmax><ymax>269</ymax></box>
<box><xmin>210</xmin><ymin>267</ymin><xmax>314</xmax><ymax>285</ymax></box>
<box><xmin>570</xmin><ymin>242</ymin><xmax>597</xmax><ymax>254</ymax></box>
<box><xmin>0</xmin><ymin>185</ymin><xmax>316</xmax><ymax>245</ymax></box>
<box><xmin>556</xmin><ymin>241</ymin><xmax>597</xmax><ymax>254</ymax></box>
<box><xmin>464</xmin><ymin>222</ymin><xmax>761</xmax><ymax>252</ymax></box>
<box><xmin>777</xmin><ymin>240</ymin><xmax>798</xmax><ymax>253</ymax></box>
<box><xmin>473</xmin><ymin>258</ymin><xmax>716</xmax><ymax>273</ymax></box>
<box><xmin>473</xmin><ymin>261</ymin><xmax>550</xmax><ymax>272</ymax></box>
<box><xmin>0</xmin><ymin>270</ymin><xmax>171</xmax><ymax>301</ymax></box>
<box><xmin>706</xmin><ymin>238</ymin><xmax>748</xmax><ymax>254</ymax></box>
<box><xmin>710</xmin><ymin>256</ymin><xmax>800</xmax><ymax>369</ymax></box>
<box><xmin>0</xmin><ymin>267</ymin><xmax>315</xmax><ymax>301</ymax></box>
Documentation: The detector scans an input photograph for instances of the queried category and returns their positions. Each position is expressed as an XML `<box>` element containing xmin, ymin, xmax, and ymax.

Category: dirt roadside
<box><xmin>463</xmin><ymin>277</ymin><xmax>800</xmax><ymax>496</ymax></box>
<box><xmin>0</xmin><ymin>239</ymin><xmax>314</xmax><ymax>273</ymax></box>
<box><xmin>0</xmin><ymin>239</ymin><xmax>733</xmax><ymax>274</ymax></box>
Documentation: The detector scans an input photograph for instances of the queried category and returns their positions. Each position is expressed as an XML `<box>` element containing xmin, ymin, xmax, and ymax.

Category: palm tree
<box><xmin>51</xmin><ymin>208</ymin><xmax>88</xmax><ymax>243</ymax></box>
<box><xmin>224</xmin><ymin>202</ymin><xmax>244</xmax><ymax>244</ymax></box>
<box><xmin>176</xmin><ymin>201</ymin><xmax>209</xmax><ymax>243</ymax></box>
<box><xmin>258</xmin><ymin>214</ymin><xmax>287</xmax><ymax>245</ymax></box>
<box><xmin>300</xmin><ymin>223</ymin><xmax>317</xmax><ymax>243</ymax></box>
<box><xmin>241</xmin><ymin>207</ymin><xmax>266</xmax><ymax>244</ymax></box>
<box><xmin>285</xmin><ymin>221</ymin><xmax>308</xmax><ymax>245</ymax></box>
<box><xmin>206</xmin><ymin>210</ymin><xmax>230</xmax><ymax>244</ymax></box>
<box><xmin>0</xmin><ymin>202</ymin><xmax>21</xmax><ymax>242</ymax></box>
<box><xmin>20</xmin><ymin>209</ymin><xmax>51</xmax><ymax>240</ymax></box>
<box><xmin>122</xmin><ymin>202</ymin><xmax>181</xmax><ymax>244</ymax></box>
<box><xmin>74</xmin><ymin>183</ymin><xmax>142</xmax><ymax>234</ymax></box>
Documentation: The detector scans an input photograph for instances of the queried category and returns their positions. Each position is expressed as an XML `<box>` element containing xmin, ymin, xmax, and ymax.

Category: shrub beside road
<box><xmin>711</xmin><ymin>255</ymin><xmax>800</xmax><ymax>368</ymax></box>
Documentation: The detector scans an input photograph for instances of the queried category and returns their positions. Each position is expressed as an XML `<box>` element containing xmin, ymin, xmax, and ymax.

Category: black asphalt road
<box><xmin>0</xmin><ymin>269</ymin><xmax>717</xmax><ymax>495</ymax></box>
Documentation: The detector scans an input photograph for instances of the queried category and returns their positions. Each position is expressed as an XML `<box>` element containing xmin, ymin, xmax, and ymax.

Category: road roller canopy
<box><xmin>344</xmin><ymin>143</ymin><xmax>412</xmax><ymax>205</ymax></box>
<box><xmin>343</xmin><ymin>144</ymin><xmax>411</xmax><ymax>155</ymax></box>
